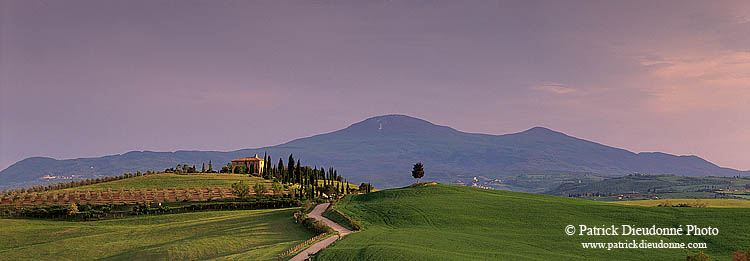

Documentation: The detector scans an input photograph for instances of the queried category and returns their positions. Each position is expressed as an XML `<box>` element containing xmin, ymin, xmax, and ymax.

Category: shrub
<box><xmin>15</xmin><ymin>205</ymin><xmax>70</xmax><ymax>219</ymax></box>
<box><xmin>231</xmin><ymin>181</ymin><xmax>251</xmax><ymax>199</ymax></box>
<box><xmin>359</xmin><ymin>183</ymin><xmax>373</xmax><ymax>193</ymax></box>
<box><xmin>131</xmin><ymin>202</ymin><xmax>153</xmax><ymax>215</ymax></box>
<box><xmin>74</xmin><ymin>205</ymin><xmax>113</xmax><ymax>220</ymax></box>
<box><xmin>272</xmin><ymin>182</ymin><xmax>283</xmax><ymax>198</ymax></box>
<box><xmin>302</xmin><ymin>200</ymin><xmax>314</xmax><ymax>213</ymax></box>
<box><xmin>733</xmin><ymin>250</ymin><xmax>750</xmax><ymax>261</ymax></box>
<box><xmin>1</xmin><ymin>199</ymin><xmax>301</xmax><ymax>220</ymax></box>
<box><xmin>323</xmin><ymin>205</ymin><xmax>363</xmax><ymax>231</ymax></box>
<box><xmin>253</xmin><ymin>183</ymin><xmax>268</xmax><ymax>199</ymax></box>
<box><xmin>68</xmin><ymin>203</ymin><xmax>79</xmax><ymax>216</ymax></box>
<box><xmin>687</xmin><ymin>251</ymin><xmax>710</xmax><ymax>261</ymax></box>
<box><xmin>301</xmin><ymin>216</ymin><xmax>334</xmax><ymax>234</ymax></box>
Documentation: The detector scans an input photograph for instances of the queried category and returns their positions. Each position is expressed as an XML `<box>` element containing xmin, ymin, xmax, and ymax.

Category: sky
<box><xmin>1</xmin><ymin>0</ymin><xmax>749</xmax><ymax>171</ymax></box>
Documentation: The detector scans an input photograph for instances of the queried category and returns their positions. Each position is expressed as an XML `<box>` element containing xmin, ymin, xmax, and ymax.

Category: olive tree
<box><xmin>231</xmin><ymin>181</ymin><xmax>251</xmax><ymax>199</ymax></box>
<box><xmin>253</xmin><ymin>183</ymin><xmax>268</xmax><ymax>199</ymax></box>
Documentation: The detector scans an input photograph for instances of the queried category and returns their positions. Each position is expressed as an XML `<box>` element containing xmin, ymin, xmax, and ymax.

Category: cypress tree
<box><xmin>262</xmin><ymin>151</ymin><xmax>267</xmax><ymax>175</ymax></box>
<box><xmin>312</xmin><ymin>178</ymin><xmax>316</xmax><ymax>198</ymax></box>
<box><xmin>287</xmin><ymin>154</ymin><xmax>294</xmax><ymax>184</ymax></box>
<box><xmin>268</xmin><ymin>155</ymin><xmax>271</xmax><ymax>173</ymax></box>
<box><xmin>302</xmin><ymin>168</ymin><xmax>306</xmax><ymax>187</ymax></box>
<box><xmin>295</xmin><ymin>159</ymin><xmax>301</xmax><ymax>185</ymax></box>
<box><xmin>314</xmin><ymin>168</ymin><xmax>319</xmax><ymax>192</ymax></box>
<box><xmin>278</xmin><ymin>158</ymin><xmax>285</xmax><ymax>183</ymax></box>
<box><xmin>323</xmin><ymin>168</ymin><xmax>328</xmax><ymax>186</ymax></box>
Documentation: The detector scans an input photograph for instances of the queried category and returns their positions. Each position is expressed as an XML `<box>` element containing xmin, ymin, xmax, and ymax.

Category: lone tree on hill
<box><xmin>412</xmin><ymin>162</ymin><xmax>425</xmax><ymax>184</ymax></box>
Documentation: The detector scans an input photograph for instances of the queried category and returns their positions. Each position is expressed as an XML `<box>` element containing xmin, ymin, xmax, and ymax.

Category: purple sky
<box><xmin>1</xmin><ymin>0</ymin><xmax>749</xmax><ymax>171</ymax></box>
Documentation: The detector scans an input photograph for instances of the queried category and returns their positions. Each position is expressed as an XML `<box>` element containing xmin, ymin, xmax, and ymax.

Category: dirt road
<box><xmin>289</xmin><ymin>203</ymin><xmax>352</xmax><ymax>261</ymax></box>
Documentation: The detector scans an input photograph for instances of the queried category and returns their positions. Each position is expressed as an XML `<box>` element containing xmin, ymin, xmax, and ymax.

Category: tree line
<box><xmin>3</xmin><ymin>159</ymin><xmax>214</xmax><ymax>196</ymax></box>
<box><xmin>1</xmin><ymin>170</ymin><xmax>157</xmax><ymax>197</ymax></box>
<box><xmin>229</xmin><ymin>153</ymin><xmax>373</xmax><ymax>199</ymax></box>
<box><xmin>165</xmin><ymin>161</ymin><xmax>216</xmax><ymax>174</ymax></box>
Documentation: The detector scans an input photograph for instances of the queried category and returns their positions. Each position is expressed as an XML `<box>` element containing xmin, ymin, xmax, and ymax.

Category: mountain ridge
<box><xmin>1</xmin><ymin>114</ymin><xmax>746</xmax><ymax>189</ymax></box>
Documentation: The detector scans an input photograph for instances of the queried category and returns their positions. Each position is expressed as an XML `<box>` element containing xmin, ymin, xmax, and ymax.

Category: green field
<box><xmin>42</xmin><ymin>173</ymin><xmax>359</xmax><ymax>193</ymax></box>
<box><xmin>315</xmin><ymin>184</ymin><xmax>750</xmax><ymax>260</ymax></box>
<box><xmin>52</xmin><ymin>173</ymin><xmax>272</xmax><ymax>192</ymax></box>
<box><xmin>0</xmin><ymin>208</ymin><xmax>313</xmax><ymax>260</ymax></box>
<box><xmin>613</xmin><ymin>199</ymin><xmax>750</xmax><ymax>208</ymax></box>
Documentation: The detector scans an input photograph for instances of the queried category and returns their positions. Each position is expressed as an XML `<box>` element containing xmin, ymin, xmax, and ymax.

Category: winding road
<box><xmin>289</xmin><ymin>203</ymin><xmax>352</xmax><ymax>261</ymax></box>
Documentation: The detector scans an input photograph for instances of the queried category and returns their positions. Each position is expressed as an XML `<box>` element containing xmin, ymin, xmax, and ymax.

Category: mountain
<box><xmin>1</xmin><ymin>114</ymin><xmax>747</xmax><ymax>189</ymax></box>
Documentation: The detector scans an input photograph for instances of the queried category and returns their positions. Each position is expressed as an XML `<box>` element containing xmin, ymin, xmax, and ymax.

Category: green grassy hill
<box><xmin>315</xmin><ymin>184</ymin><xmax>750</xmax><ymax>260</ymax></box>
<box><xmin>39</xmin><ymin>173</ymin><xmax>358</xmax><ymax>193</ymax></box>
<box><xmin>49</xmin><ymin>173</ymin><xmax>272</xmax><ymax>192</ymax></box>
<box><xmin>0</xmin><ymin>208</ymin><xmax>312</xmax><ymax>260</ymax></box>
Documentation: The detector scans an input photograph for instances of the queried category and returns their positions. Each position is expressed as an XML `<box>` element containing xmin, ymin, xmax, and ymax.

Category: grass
<box><xmin>43</xmin><ymin>173</ymin><xmax>360</xmax><ymax>193</ymax></box>
<box><xmin>51</xmin><ymin>173</ymin><xmax>272</xmax><ymax>192</ymax></box>
<box><xmin>322</xmin><ymin>206</ymin><xmax>362</xmax><ymax>231</ymax></box>
<box><xmin>314</xmin><ymin>184</ymin><xmax>750</xmax><ymax>260</ymax></box>
<box><xmin>0</xmin><ymin>208</ymin><xmax>315</xmax><ymax>260</ymax></box>
<box><xmin>613</xmin><ymin>199</ymin><xmax>750</xmax><ymax>208</ymax></box>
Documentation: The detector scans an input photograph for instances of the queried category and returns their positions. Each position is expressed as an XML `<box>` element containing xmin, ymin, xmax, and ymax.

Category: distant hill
<box><xmin>545</xmin><ymin>174</ymin><xmax>749</xmax><ymax>196</ymax></box>
<box><xmin>1</xmin><ymin>114</ymin><xmax>747</xmax><ymax>189</ymax></box>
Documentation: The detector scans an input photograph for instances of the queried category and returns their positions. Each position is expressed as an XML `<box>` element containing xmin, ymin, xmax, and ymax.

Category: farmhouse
<box><xmin>231</xmin><ymin>154</ymin><xmax>265</xmax><ymax>174</ymax></box>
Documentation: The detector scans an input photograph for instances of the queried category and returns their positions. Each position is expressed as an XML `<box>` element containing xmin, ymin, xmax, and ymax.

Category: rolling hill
<box><xmin>0</xmin><ymin>208</ymin><xmax>314</xmax><ymax>260</ymax></box>
<box><xmin>1</xmin><ymin>114</ymin><xmax>747</xmax><ymax>189</ymax></box>
<box><xmin>44</xmin><ymin>173</ymin><xmax>273</xmax><ymax>192</ymax></box>
<box><xmin>314</xmin><ymin>184</ymin><xmax>750</xmax><ymax>260</ymax></box>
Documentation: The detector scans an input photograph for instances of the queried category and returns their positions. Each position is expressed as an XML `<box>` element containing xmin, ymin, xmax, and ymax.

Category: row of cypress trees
<box><xmin>257</xmin><ymin>153</ymin><xmax>352</xmax><ymax>199</ymax></box>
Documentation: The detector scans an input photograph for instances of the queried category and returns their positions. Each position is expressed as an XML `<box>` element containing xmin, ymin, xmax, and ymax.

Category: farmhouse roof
<box><xmin>231</xmin><ymin>154</ymin><xmax>264</xmax><ymax>162</ymax></box>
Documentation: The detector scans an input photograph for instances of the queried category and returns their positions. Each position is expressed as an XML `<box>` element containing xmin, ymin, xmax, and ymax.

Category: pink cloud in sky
<box><xmin>638</xmin><ymin>51</ymin><xmax>750</xmax><ymax>112</ymax></box>
<box><xmin>532</xmin><ymin>82</ymin><xmax>577</xmax><ymax>94</ymax></box>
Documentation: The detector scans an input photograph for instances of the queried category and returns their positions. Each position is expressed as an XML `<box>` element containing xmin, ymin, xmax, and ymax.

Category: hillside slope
<box><xmin>0</xmin><ymin>208</ymin><xmax>313</xmax><ymax>260</ymax></box>
<box><xmin>315</xmin><ymin>185</ymin><xmax>750</xmax><ymax>260</ymax></box>
<box><xmin>2</xmin><ymin>114</ymin><xmax>746</xmax><ymax>189</ymax></box>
